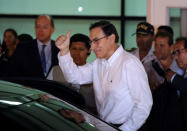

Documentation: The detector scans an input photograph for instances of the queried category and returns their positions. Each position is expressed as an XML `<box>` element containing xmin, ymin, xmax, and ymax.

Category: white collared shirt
<box><xmin>58</xmin><ymin>45</ymin><xmax>153</xmax><ymax>131</ymax></box>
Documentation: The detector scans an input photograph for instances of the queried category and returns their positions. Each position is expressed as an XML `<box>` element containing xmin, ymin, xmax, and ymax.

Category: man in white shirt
<box><xmin>55</xmin><ymin>20</ymin><xmax>153</xmax><ymax>131</ymax></box>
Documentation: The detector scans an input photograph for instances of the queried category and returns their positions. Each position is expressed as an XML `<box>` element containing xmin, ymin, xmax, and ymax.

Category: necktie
<box><xmin>41</xmin><ymin>45</ymin><xmax>46</xmax><ymax>73</ymax></box>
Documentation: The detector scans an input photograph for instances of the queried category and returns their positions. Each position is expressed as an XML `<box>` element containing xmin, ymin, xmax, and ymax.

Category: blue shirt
<box><xmin>37</xmin><ymin>40</ymin><xmax>52</xmax><ymax>76</ymax></box>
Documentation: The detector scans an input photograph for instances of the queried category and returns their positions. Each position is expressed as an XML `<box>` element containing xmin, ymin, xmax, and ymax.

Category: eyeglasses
<box><xmin>89</xmin><ymin>36</ymin><xmax>107</xmax><ymax>45</ymax></box>
<box><xmin>172</xmin><ymin>48</ymin><xmax>186</xmax><ymax>56</ymax></box>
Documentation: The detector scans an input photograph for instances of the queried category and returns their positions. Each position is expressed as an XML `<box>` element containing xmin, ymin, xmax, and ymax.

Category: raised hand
<box><xmin>55</xmin><ymin>31</ymin><xmax>71</xmax><ymax>55</ymax></box>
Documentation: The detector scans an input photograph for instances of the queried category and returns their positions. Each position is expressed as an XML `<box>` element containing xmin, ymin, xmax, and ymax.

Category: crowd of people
<box><xmin>0</xmin><ymin>14</ymin><xmax>187</xmax><ymax>131</ymax></box>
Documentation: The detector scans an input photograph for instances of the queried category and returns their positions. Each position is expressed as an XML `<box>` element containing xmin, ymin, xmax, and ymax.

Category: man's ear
<box><xmin>109</xmin><ymin>34</ymin><xmax>115</xmax><ymax>43</ymax></box>
<box><xmin>87</xmin><ymin>49</ymin><xmax>91</xmax><ymax>56</ymax></box>
<box><xmin>170</xmin><ymin>44</ymin><xmax>174</xmax><ymax>53</ymax></box>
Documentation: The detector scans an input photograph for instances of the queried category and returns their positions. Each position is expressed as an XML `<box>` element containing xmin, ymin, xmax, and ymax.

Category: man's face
<box><xmin>70</xmin><ymin>42</ymin><xmax>90</xmax><ymax>66</ymax></box>
<box><xmin>4</xmin><ymin>31</ymin><xmax>17</xmax><ymax>46</ymax></box>
<box><xmin>136</xmin><ymin>33</ymin><xmax>153</xmax><ymax>51</ymax></box>
<box><xmin>173</xmin><ymin>41</ymin><xmax>187</xmax><ymax>70</ymax></box>
<box><xmin>90</xmin><ymin>27</ymin><xmax>113</xmax><ymax>59</ymax></box>
<box><xmin>154</xmin><ymin>36</ymin><xmax>171</xmax><ymax>60</ymax></box>
<box><xmin>35</xmin><ymin>16</ymin><xmax>54</xmax><ymax>43</ymax></box>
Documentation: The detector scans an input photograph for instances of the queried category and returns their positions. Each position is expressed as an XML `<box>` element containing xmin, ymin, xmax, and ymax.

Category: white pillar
<box><xmin>181</xmin><ymin>9</ymin><xmax>187</xmax><ymax>37</ymax></box>
<box><xmin>147</xmin><ymin>0</ymin><xmax>187</xmax><ymax>28</ymax></box>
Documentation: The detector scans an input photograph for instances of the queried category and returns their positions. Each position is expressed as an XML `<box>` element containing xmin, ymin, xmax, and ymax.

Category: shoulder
<box><xmin>122</xmin><ymin>50</ymin><xmax>142</xmax><ymax>64</ymax></box>
<box><xmin>130</xmin><ymin>48</ymin><xmax>138</xmax><ymax>55</ymax></box>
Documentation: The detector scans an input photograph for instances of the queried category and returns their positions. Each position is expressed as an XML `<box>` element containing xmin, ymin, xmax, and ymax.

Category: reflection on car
<box><xmin>0</xmin><ymin>79</ymin><xmax>118</xmax><ymax>131</ymax></box>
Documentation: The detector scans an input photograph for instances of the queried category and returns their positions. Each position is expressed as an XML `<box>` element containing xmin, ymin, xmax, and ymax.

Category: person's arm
<box><xmin>119</xmin><ymin>59</ymin><xmax>153</xmax><ymax>131</ymax></box>
<box><xmin>55</xmin><ymin>31</ymin><xmax>93</xmax><ymax>85</ymax></box>
<box><xmin>58</xmin><ymin>52</ymin><xmax>93</xmax><ymax>84</ymax></box>
<box><xmin>55</xmin><ymin>31</ymin><xmax>71</xmax><ymax>56</ymax></box>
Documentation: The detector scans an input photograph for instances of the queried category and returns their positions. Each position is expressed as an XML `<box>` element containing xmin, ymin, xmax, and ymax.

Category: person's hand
<box><xmin>55</xmin><ymin>31</ymin><xmax>71</xmax><ymax>56</ymax></box>
<box><xmin>166</xmin><ymin>70</ymin><xmax>176</xmax><ymax>82</ymax></box>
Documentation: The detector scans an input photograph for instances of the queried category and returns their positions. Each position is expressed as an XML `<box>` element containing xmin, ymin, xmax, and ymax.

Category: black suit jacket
<box><xmin>8</xmin><ymin>39</ymin><xmax>59</xmax><ymax>78</ymax></box>
<box><xmin>172</xmin><ymin>75</ymin><xmax>187</xmax><ymax>130</ymax></box>
<box><xmin>172</xmin><ymin>75</ymin><xmax>187</xmax><ymax>93</ymax></box>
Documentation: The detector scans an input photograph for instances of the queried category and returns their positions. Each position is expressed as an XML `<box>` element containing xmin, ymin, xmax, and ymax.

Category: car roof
<box><xmin>0</xmin><ymin>78</ymin><xmax>119</xmax><ymax>131</ymax></box>
<box><xmin>0</xmin><ymin>80</ymin><xmax>99</xmax><ymax>131</ymax></box>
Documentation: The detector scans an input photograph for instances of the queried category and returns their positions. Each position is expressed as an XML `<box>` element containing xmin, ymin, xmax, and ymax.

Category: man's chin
<box><xmin>94</xmin><ymin>52</ymin><xmax>101</xmax><ymax>58</ymax></box>
<box><xmin>95</xmin><ymin>54</ymin><xmax>100</xmax><ymax>58</ymax></box>
<box><xmin>74</xmin><ymin>61</ymin><xmax>80</xmax><ymax>65</ymax></box>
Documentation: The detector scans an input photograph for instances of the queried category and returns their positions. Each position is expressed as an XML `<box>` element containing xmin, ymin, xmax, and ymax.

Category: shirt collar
<box><xmin>177</xmin><ymin>68</ymin><xmax>187</xmax><ymax>78</ymax></box>
<box><xmin>101</xmin><ymin>45</ymin><xmax>123</xmax><ymax>66</ymax></box>
<box><xmin>37</xmin><ymin>39</ymin><xmax>51</xmax><ymax>47</ymax></box>
<box><xmin>185</xmin><ymin>69</ymin><xmax>187</xmax><ymax>78</ymax></box>
<box><xmin>37</xmin><ymin>39</ymin><xmax>51</xmax><ymax>52</ymax></box>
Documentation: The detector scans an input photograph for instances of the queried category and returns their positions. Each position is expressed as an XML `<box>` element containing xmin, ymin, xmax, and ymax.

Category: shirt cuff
<box><xmin>58</xmin><ymin>52</ymin><xmax>71</xmax><ymax>61</ymax></box>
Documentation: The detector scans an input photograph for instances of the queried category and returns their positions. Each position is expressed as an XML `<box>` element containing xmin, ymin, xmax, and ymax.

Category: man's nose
<box><xmin>74</xmin><ymin>50</ymin><xmax>81</xmax><ymax>55</ymax></box>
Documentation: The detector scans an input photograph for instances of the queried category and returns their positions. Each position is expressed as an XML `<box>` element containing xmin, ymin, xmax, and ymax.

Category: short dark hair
<box><xmin>175</xmin><ymin>37</ymin><xmax>187</xmax><ymax>50</ymax></box>
<box><xmin>175</xmin><ymin>37</ymin><xmax>187</xmax><ymax>43</ymax></box>
<box><xmin>35</xmin><ymin>15</ymin><xmax>54</xmax><ymax>28</ymax></box>
<box><xmin>155</xmin><ymin>31</ymin><xmax>173</xmax><ymax>46</ymax></box>
<box><xmin>89</xmin><ymin>20</ymin><xmax>119</xmax><ymax>43</ymax></box>
<box><xmin>4</xmin><ymin>28</ymin><xmax>18</xmax><ymax>38</ymax></box>
<box><xmin>2</xmin><ymin>28</ymin><xmax>18</xmax><ymax>53</ymax></box>
<box><xmin>70</xmin><ymin>33</ymin><xmax>90</xmax><ymax>50</ymax></box>
<box><xmin>158</xmin><ymin>25</ymin><xmax>174</xmax><ymax>37</ymax></box>
<box><xmin>18</xmin><ymin>33</ymin><xmax>33</xmax><ymax>43</ymax></box>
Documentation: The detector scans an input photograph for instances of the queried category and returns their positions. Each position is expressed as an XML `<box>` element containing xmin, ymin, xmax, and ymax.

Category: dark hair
<box><xmin>184</xmin><ymin>39</ymin><xmax>187</xmax><ymax>49</ymax></box>
<box><xmin>35</xmin><ymin>15</ymin><xmax>54</xmax><ymax>28</ymax></box>
<box><xmin>3</xmin><ymin>28</ymin><xmax>18</xmax><ymax>38</ymax></box>
<box><xmin>175</xmin><ymin>37</ymin><xmax>187</xmax><ymax>50</ymax></box>
<box><xmin>89</xmin><ymin>20</ymin><xmax>119</xmax><ymax>43</ymax></box>
<box><xmin>70</xmin><ymin>33</ymin><xmax>91</xmax><ymax>50</ymax></box>
<box><xmin>2</xmin><ymin>28</ymin><xmax>18</xmax><ymax>53</ymax></box>
<box><xmin>158</xmin><ymin>25</ymin><xmax>174</xmax><ymax>37</ymax></box>
<box><xmin>175</xmin><ymin>37</ymin><xmax>187</xmax><ymax>43</ymax></box>
<box><xmin>18</xmin><ymin>34</ymin><xmax>33</xmax><ymax>43</ymax></box>
<box><xmin>155</xmin><ymin>31</ymin><xmax>173</xmax><ymax>46</ymax></box>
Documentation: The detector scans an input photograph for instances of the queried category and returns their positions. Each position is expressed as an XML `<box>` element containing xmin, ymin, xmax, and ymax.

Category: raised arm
<box><xmin>55</xmin><ymin>31</ymin><xmax>71</xmax><ymax>56</ymax></box>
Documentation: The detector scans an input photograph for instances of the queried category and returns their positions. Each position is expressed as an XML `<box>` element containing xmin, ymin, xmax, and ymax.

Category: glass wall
<box><xmin>169</xmin><ymin>8</ymin><xmax>181</xmax><ymax>42</ymax></box>
<box><xmin>0</xmin><ymin>18</ymin><xmax>120</xmax><ymax>62</ymax></box>
<box><xmin>0</xmin><ymin>0</ymin><xmax>120</xmax><ymax>16</ymax></box>
<box><xmin>0</xmin><ymin>0</ymin><xmax>182</xmax><ymax>62</ymax></box>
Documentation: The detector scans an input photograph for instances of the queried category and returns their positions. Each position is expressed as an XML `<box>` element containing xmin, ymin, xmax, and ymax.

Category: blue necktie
<box><xmin>41</xmin><ymin>45</ymin><xmax>46</xmax><ymax>73</ymax></box>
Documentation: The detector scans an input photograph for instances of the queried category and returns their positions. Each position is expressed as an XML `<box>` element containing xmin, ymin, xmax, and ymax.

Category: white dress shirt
<box><xmin>58</xmin><ymin>45</ymin><xmax>153</xmax><ymax>131</ymax></box>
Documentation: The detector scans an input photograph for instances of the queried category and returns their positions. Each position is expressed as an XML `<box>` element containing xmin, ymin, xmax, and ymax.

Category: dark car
<box><xmin>0</xmin><ymin>79</ymin><xmax>118</xmax><ymax>131</ymax></box>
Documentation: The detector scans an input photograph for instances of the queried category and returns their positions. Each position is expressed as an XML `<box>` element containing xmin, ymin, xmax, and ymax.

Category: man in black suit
<box><xmin>7</xmin><ymin>15</ymin><xmax>59</xmax><ymax>78</ymax></box>
<box><xmin>167</xmin><ymin>37</ymin><xmax>187</xmax><ymax>85</ymax></box>
<box><xmin>166</xmin><ymin>37</ymin><xmax>187</xmax><ymax>130</ymax></box>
